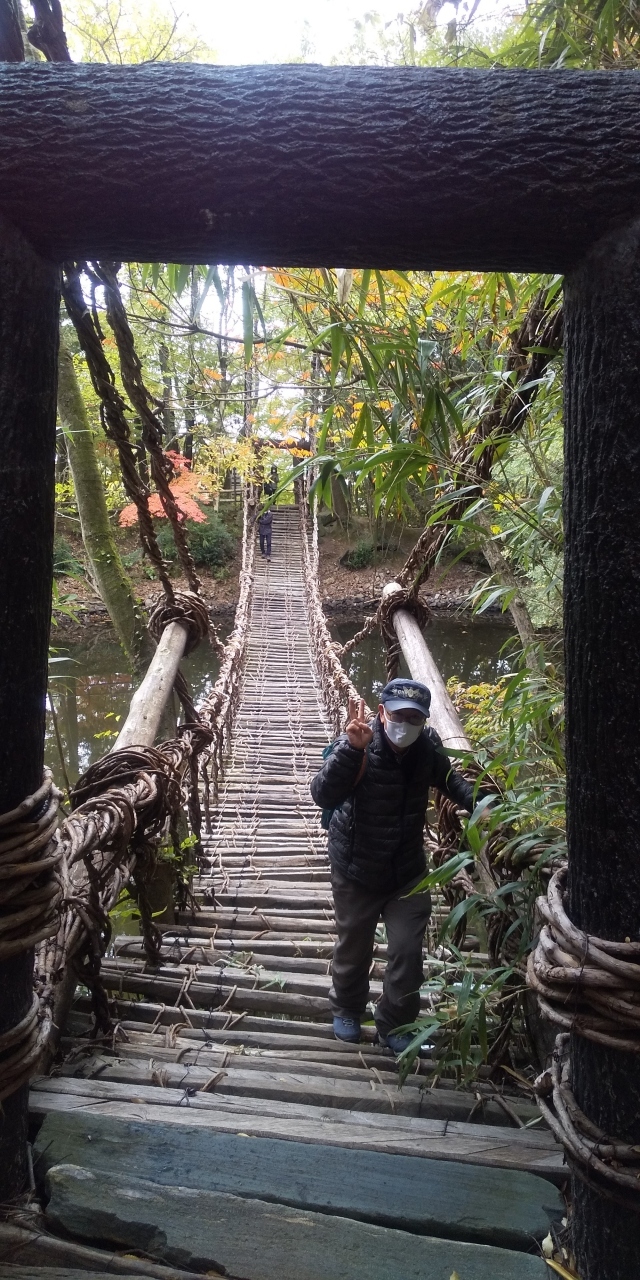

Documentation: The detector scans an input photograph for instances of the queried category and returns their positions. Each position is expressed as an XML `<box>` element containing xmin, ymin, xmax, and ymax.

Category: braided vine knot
<box><xmin>148</xmin><ymin>590</ymin><xmax>210</xmax><ymax>656</ymax></box>
<box><xmin>378</xmin><ymin>582</ymin><xmax>430</xmax><ymax>681</ymax></box>
<box><xmin>378</xmin><ymin>581</ymin><xmax>430</xmax><ymax>644</ymax></box>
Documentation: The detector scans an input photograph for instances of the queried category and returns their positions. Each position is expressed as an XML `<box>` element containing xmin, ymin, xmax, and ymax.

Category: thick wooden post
<box><xmin>1</xmin><ymin>66</ymin><xmax>640</xmax><ymax>270</ymax></box>
<box><xmin>564</xmin><ymin>219</ymin><xmax>640</xmax><ymax>1277</ymax></box>
<box><xmin>0</xmin><ymin>215</ymin><xmax>59</xmax><ymax>1198</ymax></box>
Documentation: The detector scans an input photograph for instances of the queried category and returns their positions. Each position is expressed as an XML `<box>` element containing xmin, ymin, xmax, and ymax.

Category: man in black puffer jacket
<box><xmin>310</xmin><ymin>678</ymin><xmax>481</xmax><ymax>1053</ymax></box>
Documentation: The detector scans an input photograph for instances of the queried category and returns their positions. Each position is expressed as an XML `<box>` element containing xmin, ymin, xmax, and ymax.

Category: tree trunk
<box><xmin>1</xmin><ymin>66</ymin><xmax>640</xmax><ymax>272</ymax></box>
<box><xmin>564</xmin><ymin>220</ymin><xmax>640</xmax><ymax>1278</ymax></box>
<box><xmin>330</xmin><ymin>473</ymin><xmax>350</xmax><ymax>527</ymax></box>
<box><xmin>0</xmin><ymin>0</ymin><xmax>23</xmax><ymax>60</ymax></box>
<box><xmin>158</xmin><ymin>340</ymin><xmax>174</xmax><ymax>445</ymax></box>
<box><xmin>0</xmin><ymin>214</ymin><xmax>59</xmax><ymax>1199</ymax></box>
<box><xmin>57</xmin><ymin>337</ymin><xmax>154</xmax><ymax>674</ymax></box>
<box><xmin>476</xmin><ymin>512</ymin><xmax>538</xmax><ymax>650</ymax></box>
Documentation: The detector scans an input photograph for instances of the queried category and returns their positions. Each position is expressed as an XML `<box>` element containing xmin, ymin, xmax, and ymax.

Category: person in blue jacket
<box><xmin>258</xmin><ymin>507</ymin><xmax>273</xmax><ymax>561</ymax></box>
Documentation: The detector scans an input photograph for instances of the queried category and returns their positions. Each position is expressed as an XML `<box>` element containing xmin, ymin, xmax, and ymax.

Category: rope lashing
<box><xmin>336</xmin><ymin>525</ymin><xmax>443</xmax><ymax>662</ymax></box>
<box><xmin>62</xmin><ymin>746</ymin><xmax>189</xmax><ymax>995</ymax></box>
<box><xmin>148</xmin><ymin>590</ymin><xmax>216</xmax><ymax>725</ymax></box>
<box><xmin>70</xmin><ymin>746</ymin><xmax>182</xmax><ymax>831</ymax></box>
<box><xmin>528</xmin><ymin>867</ymin><xmax>640</xmax><ymax>1202</ymax></box>
<box><xmin>61</xmin><ymin>265</ymin><xmax>178</xmax><ymax>604</ymax></box>
<box><xmin>527</xmin><ymin>866</ymin><xmax>640</xmax><ymax>1051</ymax></box>
<box><xmin>0</xmin><ymin>992</ymin><xmax>51</xmax><ymax>1103</ymax></box>
<box><xmin>148</xmin><ymin>591</ymin><xmax>211</xmax><ymax>656</ymax></box>
<box><xmin>200</xmin><ymin>487</ymin><xmax>256</xmax><ymax>799</ymax></box>
<box><xmin>378</xmin><ymin>582</ymin><xmax>430</xmax><ymax>681</ymax></box>
<box><xmin>90</xmin><ymin>261</ymin><xmax>204</xmax><ymax>598</ymax></box>
<box><xmin>0</xmin><ymin>491</ymin><xmax>256</xmax><ymax>1062</ymax></box>
<box><xmin>535</xmin><ymin>1033</ymin><xmax>640</xmax><ymax>1209</ymax></box>
<box><xmin>0</xmin><ymin>771</ymin><xmax>62</xmax><ymax>962</ymax></box>
<box><xmin>0</xmin><ymin>773</ymin><xmax>63</xmax><ymax>1100</ymax></box>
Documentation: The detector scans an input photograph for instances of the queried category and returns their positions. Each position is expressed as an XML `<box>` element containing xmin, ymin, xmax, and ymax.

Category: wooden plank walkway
<box><xmin>33</xmin><ymin>507</ymin><xmax>564</xmax><ymax>1184</ymax></box>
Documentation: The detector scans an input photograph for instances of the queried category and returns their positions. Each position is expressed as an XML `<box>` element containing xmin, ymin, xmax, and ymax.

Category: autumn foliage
<box><xmin>118</xmin><ymin>452</ymin><xmax>209</xmax><ymax>527</ymax></box>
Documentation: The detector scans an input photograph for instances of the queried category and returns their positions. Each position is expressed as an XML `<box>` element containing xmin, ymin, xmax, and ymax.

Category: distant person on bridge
<box><xmin>258</xmin><ymin>507</ymin><xmax>273</xmax><ymax>561</ymax></box>
<box><xmin>310</xmin><ymin>679</ymin><xmax>481</xmax><ymax>1055</ymax></box>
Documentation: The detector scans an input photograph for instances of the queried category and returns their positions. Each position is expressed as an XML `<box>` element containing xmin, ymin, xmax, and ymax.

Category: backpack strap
<box><xmin>354</xmin><ymin>749</ymin><xmax>368</xmax><ymax>787</ymax></box>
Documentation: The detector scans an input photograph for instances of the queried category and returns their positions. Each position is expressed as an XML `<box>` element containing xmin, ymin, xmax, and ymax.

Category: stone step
<box><xmin>0</xmin><ymin>1220</ymin><xmax>211</xmax><ymax>1278</ymax></box>
<box><xmin>35</xmin><ymin>1112</ymin><xmax>563</xmax><ymax>1254</ymax></box>
<box><xmin>0</xmin><ymin>1272</ymin><xmax>171</xmax><ymax>1280</ymax></box>
<box><xmin>44</xmin><ymin>1163</ymin><xmax>552</xmax><ymax>1280</ymax></box>
<box><xmin>0</xmin><ymin>1272</ymin><xmax>157</xmax><ymax>1279</ymax></box>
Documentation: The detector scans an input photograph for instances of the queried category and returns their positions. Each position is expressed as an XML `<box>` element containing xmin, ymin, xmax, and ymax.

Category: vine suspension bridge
<box><xmin>2</xmin><ymin>499</ymin><xmax>566</xmax><ymax>1280</ymax></box>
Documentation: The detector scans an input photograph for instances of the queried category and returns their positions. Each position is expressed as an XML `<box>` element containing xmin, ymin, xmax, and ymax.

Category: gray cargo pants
<box><xmin>329</xmin><ymin>866</ymin><xmax>432</xmax><ymax>1036</ymax></box>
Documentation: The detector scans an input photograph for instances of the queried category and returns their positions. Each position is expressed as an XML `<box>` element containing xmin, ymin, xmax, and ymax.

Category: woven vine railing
<box><xmin>0</xmin><ymin>487</ymin><xmax>256</xmax><ymax>1096</ymax></box>
<box><xmin>298</xmin><ymin>494</ymin><xmax>370</xmax><ymax>734</ymax></box>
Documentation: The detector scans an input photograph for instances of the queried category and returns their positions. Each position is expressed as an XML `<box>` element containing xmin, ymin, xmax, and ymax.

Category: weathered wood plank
<box><xmin>52</xmin><ymin>1055</ymin><xmax>542</xmax><ymax>1125</ymax></box>
<box><xmin>2</xmin><ymin>66</ymin><xmax>640</xmax><ymax>270</ymax></box>
<box><xmin>97</xmin><ymin>966</ymin><xmax>332</xmax><ymax>1018</ymax></box>
<box><xmin>30</xmin><ymin>1080</ymin><xmax>565</xmax><ymax>1180</ymax></box>
<box><xmin>0</xmin><ymin>1271</ymin><xmax>130</xmax><ymax>1279</ymax></box>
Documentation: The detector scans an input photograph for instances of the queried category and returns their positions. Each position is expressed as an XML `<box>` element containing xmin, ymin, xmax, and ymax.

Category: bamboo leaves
<box><xmin>242</xmin><ymin>277</ymin><xmax>267</xmax><ymax>366</ymax></box>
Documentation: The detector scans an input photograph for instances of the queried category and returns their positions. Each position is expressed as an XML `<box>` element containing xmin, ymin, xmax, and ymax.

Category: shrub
<box><xmin>340</xmin><ymin>538</ymin><xmax>375</xmax><ymax>570</ymax></box>
<box><xmin>122</xmin><ymin>547</ymin><xmax>143</xmax><ymax>568</ymax></box>
<box><xmin>53</xmin><ymin>535</ymin><xmax>83</xmax><ymax>578</ymax></box>
<box><xmin>155</xmin><ymin>510</ymin><xmax>236</xmax><ymax>571</ymax></box>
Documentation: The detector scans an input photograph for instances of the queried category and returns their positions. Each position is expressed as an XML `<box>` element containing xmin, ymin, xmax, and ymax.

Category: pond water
<box><xmin>46</xmin><ymin>629</ymin><xmax>231</xmax><ymax>788</ymax></box>
<box><xmin>46</xmin><ymin>614</ymin><xmax>516</xmax><ymax>789</ymax></box>
<box><xmin>332</xmin><ymin>616</ymin><xmax>517</xmax><ymax>710</ymax></box>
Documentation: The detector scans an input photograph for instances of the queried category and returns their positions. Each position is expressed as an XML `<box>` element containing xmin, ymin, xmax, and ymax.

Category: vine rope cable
<box><xmin>0</xmin><ymin>770</ymin><xmax>62</xmax><ymax>1101</ymax></box>
<box><xmin>528</xmin><ymin>866</ymin><xmax>640</xmax><ymax>1200</ymax></box>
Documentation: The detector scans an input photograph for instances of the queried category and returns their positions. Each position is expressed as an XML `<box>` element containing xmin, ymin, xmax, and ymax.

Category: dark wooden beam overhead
<box><xmin>0</xmin><ymin>64</ymin><xmax>639</xmax><ymax>270</ymax></box>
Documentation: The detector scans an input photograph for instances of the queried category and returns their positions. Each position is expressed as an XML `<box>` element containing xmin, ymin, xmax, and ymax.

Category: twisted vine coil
<box><xmin>536</xmin><ymin>1033</ymin><xmax>640</xmax><ymax>1207</ymax></box>
<box><xmin>0</xmin><ymin>772</ymin><xmax>63</xmax><ymax>1100</ymax></box>
<box><xmin>0</xmin><ymin>771</ymin><xmax>62</xmax><ymax>962</ymax></box>
<box><xmin>148</xmin><ymin>590</ymin><xmax>211</xmax><ymax>657</ymax></box>
<box><xmin>527</xmin><ymin>867</ymin><xmax>640</xmax><ymax>1200</ymax></box>
<box><xmin>528</xmin><ymin>866</ymin><xmax>640</xmax><ymax>1052</ymax></box>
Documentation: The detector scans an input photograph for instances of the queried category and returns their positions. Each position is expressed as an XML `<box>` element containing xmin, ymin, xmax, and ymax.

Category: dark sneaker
<box><xmin>378</xmin><ymin>1030</ymin><xmax>415</xmax><ymax>1055</ymax></box>
<box><xmin>333</xmin><ymin>1015</ymin><xmax>361</xmax><ymax>1043</ymax></box>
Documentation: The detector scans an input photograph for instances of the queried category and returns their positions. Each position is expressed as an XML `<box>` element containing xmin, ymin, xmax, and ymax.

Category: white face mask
<box><xmin>383</xmin><ymin>716</ymin><xmax>424</xmax><ymax>749</ymax></box>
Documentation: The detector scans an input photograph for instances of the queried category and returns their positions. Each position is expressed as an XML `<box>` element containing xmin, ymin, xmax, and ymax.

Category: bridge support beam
<box><xmin>0</xmin><ymin>215</ymin><xmax>59</xmax><ymax>1198</ymax></box>
<box><xmin>565</xmin><ymin>221</ymin><xmax>640</xmax><ymax>1276</ymax></box>
<box><xmin>381</xmin><ymin>585</ymin><xmax>470</xmax><ymax>754</ymax></box>
<box><xmin>113</xmin><ymin>620</ymin><xmax>189</xmax><ymax>750</ymax></box>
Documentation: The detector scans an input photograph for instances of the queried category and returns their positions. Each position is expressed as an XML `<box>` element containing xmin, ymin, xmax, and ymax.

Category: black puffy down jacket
<box><xmin>310</xmin><ymin>716</ymin><xmax>477</xmax><ymax>890</ymax></box>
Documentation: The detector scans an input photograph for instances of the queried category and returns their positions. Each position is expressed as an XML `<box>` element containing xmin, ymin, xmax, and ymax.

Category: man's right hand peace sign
<box><xmin>345</xmin><ymin>698</ymin><xmax>373</xmax><ymax>751</ymax></box>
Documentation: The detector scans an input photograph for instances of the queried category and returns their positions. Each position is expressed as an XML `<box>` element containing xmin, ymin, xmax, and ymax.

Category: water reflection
<box><xmin>46</xmin><ymin>630</ymin><xmax>230</xmax><ymax>789</ymax></box>
<box><xmin>331</xmin><ymin>617</ymin><xmax>518</xmax><ymax>711</ymax></box>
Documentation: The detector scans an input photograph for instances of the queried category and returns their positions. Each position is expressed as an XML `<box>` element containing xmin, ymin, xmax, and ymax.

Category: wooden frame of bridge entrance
<box><xmin>0</xmin><ymin>62</ymin><xmax>639</xmax><ymax>1278</ymax></box>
